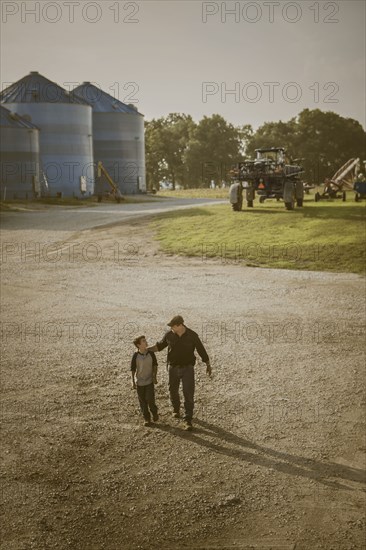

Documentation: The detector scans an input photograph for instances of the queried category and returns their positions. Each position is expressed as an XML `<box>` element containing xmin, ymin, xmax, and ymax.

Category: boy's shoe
<box><xmin>183</xmin><ymin>420</ymin><xmax>193</xmax><ymax>431</ymax></box>
<box><xmin>152</xmin><ymin>413</ymin><xmax>159</xmax><ymax>422</ymax></box>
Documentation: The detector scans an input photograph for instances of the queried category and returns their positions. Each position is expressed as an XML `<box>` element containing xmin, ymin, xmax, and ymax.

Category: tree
<box><xmin>246</xmin><ymin>109</ymin><xmax>366</xmax><ymax>183</ymax></box>
<box><xmin>184</xmin><ymin>115</ymin><xmax>245</xmax><ymax>187</ymax></box>
<box><xmin>246</xmin><ymin>119</ymin><xmax>297</xmax><ymax>158</ymax></box>
<box><xmin>295</xmin><ymin>109</ymin><xmax>366</xmax><ymax>182</ymax></box>
<box><xmin>145</xmin><ymin>114</ymin><xmax>195</xmax><ymax>190</ymax></box>
<box><xmin>145</xmin><ymin>118</ymin><xmax>165</xmax><ymax>190</ymax></box>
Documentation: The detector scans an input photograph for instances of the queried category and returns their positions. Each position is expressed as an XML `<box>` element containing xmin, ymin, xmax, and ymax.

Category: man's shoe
<box><xmin>172</xmin><ymin>411</ymin><xmax>180</xmax><ymax>419</ymax></box>
<box><xmin>183</xmin><ymin>420</ymin><xmax>193</xmax><ymax>431</ymax></box>
<box><xmin>152</xmin><ymin>413</ymin><xmax>159</xmax><ymax>422</ymax></box>
<box><xmin>144</xmin><ymin>420</ymin><xmax>152</xmax><ymax>427</ymax></box>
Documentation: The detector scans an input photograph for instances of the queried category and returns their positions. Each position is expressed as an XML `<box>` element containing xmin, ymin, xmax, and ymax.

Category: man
<box><xmin>148</xmin><ymin>315</ymin><xmax>211</xmax><ymax>431</ymax></box>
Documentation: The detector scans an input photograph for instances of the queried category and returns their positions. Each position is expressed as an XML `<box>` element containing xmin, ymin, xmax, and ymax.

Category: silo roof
<box><xmin>0</xmin><ymin>72</ymin><xmax>91</xmax><ymax>105</ymax></box>
<box><xmin>0</xmin><ymin>104</ymin><xmax>39</xmax><ymax>129</ymax></box>
<box><xmin>74</xmin><ymin>82</ymin><xmax>143</xmax><ymax>115</ymax></box>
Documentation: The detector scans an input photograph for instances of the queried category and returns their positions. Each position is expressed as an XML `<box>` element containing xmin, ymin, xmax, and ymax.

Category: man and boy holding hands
<box><xmin>130</xmin><ymin>315</ymin><xmax>211</xmax><ymax>431</ymax></box>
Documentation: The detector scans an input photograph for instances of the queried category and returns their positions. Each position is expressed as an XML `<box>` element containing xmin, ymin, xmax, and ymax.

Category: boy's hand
<box><xmin>132</xmin><ymin>384</ymin><xmax>137</xmax><ymax>390</ymax></box>
<box><xmin>153</xmin><ymin>376</ymin><xmax>158</xmax><ymax>385</ymax></box>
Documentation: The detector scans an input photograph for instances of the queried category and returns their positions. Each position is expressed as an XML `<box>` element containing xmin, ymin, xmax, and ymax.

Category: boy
<box><xmin>131</xmin><ymin>335</ymin><xmax>159</xmax><ymax>427</ymax></box>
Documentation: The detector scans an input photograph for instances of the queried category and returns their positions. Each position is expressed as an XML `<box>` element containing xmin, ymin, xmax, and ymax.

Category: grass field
<box><xmin>151</xmin><ymin>195</ymin><xmax>366</xmax><ymax>274</ymax></box>
<box><xmin>156</xmin><ymin>188</ymin><xmax>229</xmax><ymax>199</ymax></box>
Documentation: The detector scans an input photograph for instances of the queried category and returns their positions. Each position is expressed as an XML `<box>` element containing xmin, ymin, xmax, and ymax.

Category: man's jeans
<box><xmin>136</xmin><ymin>383</ymin><xmax>158</xmax><ymax>421</ymax></box>
<box><xmin>168</xmin><ymin>364</ymin><xmax>195</xmax><ymax>421</ymax></box>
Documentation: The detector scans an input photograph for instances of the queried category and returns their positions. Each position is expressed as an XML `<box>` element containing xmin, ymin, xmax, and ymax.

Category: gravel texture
<box><xmin>1</xmin><ymin>206</ymin><xmax>365</xmax><ymax>550</ymax></box>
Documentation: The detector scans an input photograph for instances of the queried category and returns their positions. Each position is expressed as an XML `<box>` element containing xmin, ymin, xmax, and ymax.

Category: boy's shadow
<box><xmin>155</xmin><ymin>418</ymin><xmax>366</xmax><ymax>491</ymax></box>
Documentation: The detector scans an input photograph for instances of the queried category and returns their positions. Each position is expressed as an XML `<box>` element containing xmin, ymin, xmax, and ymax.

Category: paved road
<box><xmin>1</xmin><ymin>198</ymin><xmax>226</xmax><ymax>232</ymax></box>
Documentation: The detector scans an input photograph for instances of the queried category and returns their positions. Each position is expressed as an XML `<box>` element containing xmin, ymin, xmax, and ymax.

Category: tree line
<box><xmin>145</xmin><ymin>109</ymin><xmax>365</xmax><ymax>189</ymax></box>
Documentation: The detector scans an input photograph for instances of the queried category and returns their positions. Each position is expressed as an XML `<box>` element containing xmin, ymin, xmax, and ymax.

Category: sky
<box><xmin>1</xmin><ymin>0</ymin><xmax>365</xmax><ymax>129</ymax></box>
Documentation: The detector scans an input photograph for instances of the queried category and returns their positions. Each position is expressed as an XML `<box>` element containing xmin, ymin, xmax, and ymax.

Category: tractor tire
<box><xmin>283</xmin><ymin>180</ymin><xmax>295</xmax><ymax>209</ymax></box>
<box><xmin>231</xmin><ymin>203</ymin><xmax>239</xmax><ymax>211</ymax></box>
<box><xmin>295</xmin><ymin>180</ymin><xmax>304</xmax><ymax>201</ymax></box>
<box><xmin>259</xmin><ymin>196</ymin><xmax>265</xmax><ymax>204</ymax></box>
<box><xmin>315</xmin><ymin>192</ymin><xmax>320</xmax><ymax>202</ymax></box>
<box><xmin>247</xmin><ymin>200</ymin><xmax>253</xmax><ymax>208</ymax></box>
<box><xmin>342</xmin><ymin>191</ymin><xmax>346</xmax><ymax>202</ymax></box>
<box><xmin>246</xmin><ymin>187</ymin><xmax>255</xmax><ymax>198</ymax></box>
<box><xmin>296</xmin><ymin>198</ymin><xmax>303</xmax><ymax>207</ymax></box>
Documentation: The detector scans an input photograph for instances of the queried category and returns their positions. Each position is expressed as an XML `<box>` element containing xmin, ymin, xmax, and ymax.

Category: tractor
<box><xmin>229</xmin><ymin>147</ymin><xmax>304</xmax><ymax>211</ymax></box>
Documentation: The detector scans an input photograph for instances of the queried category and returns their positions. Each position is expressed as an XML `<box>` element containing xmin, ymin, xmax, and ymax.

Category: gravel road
<box><xmin>1</xmin><ymin>202</ymin><xmax>365</xmax><ymax>550</ymax></box>
<box><xmin>0</xmin><ymin>198</ymin><xmax>226</xmax><ymax>232</ymax></box>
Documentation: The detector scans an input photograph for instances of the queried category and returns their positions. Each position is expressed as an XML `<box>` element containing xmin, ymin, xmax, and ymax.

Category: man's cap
<box><xmin>167</xmin><ymin>315</ymin><xmax>184</xmax><ymax>327</ymax></box>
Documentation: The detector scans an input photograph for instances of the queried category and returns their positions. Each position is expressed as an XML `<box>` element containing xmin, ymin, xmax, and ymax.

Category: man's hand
<box><xmin>206</xmin><ymin>363</ymin><xmax>212</xmax><ymax>377</ymax></box>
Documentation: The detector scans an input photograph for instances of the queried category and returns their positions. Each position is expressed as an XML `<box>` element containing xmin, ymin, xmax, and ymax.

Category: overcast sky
<box><xmin>1</xmin><ymin>0</ymin><xmax>365</xmax><ymax>129</ymax></box>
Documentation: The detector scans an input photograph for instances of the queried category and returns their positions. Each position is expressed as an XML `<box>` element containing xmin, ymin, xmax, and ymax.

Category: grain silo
<box><xmin>0</xmin><ymin>72</ymin><xmax>94</xmax><ymax>198</ymax></box>
<box><xmin>0</xmin><ymin>105</ymin><xmax>40</xmax><ymax>199</ymax></box>
<box><xmin>74</xmin><ymin>83</ymin><xmax>145</xmax><ymax>194</ymax></box>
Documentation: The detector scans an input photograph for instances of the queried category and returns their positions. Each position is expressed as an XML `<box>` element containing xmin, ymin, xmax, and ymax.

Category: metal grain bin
<box><xmin>0</xmin><ymin>72</ymin><xmax>94</xmax><ymax>198</ymax></box>
<box><xmin>74</xmin><ymin>82</ymin><xmax>145</xmax><ymax>194</ymax></box>
<box><xmin>0</xmin><ymin>105</ymin><xmax>40</xmax><ymax>199</ymax></box>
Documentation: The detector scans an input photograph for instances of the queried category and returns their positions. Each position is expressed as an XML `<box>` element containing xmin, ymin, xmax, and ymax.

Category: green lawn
<box><xmin>156</xmin><ymin>188</ymin><xmax>229</xmax><ymax>199</ymax></box>
<box><xmin>151</xmin><ymin>196</ymin><xmax>366</xmax><ymax>274</ymax></box>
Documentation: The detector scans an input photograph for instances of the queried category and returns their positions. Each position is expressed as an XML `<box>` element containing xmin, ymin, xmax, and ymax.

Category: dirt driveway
<box><xmin>1</xmin><ymin>208</ymin><xmax>365</xmax><ymax>550</ymax></box>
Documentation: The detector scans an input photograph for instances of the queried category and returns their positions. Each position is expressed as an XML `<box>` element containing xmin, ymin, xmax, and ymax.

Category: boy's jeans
<box><xmin>136</xmin><ymin>383</ymin><xmax>158</xmax><ymax>421</ymax></box>
<box><xmin>168</xmin><ymin>364</ymin><xmax>195</xmax><ymax>421</ymax></box>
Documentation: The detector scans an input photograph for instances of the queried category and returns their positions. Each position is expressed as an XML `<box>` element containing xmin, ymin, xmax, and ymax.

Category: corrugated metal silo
<box><xmin>74</xmin><ymin>82</ymin><xmax>145</xmax><ymax>194</ymax></box>
<box><xmin>0</xmin><ymin>105</ymin><xmax>40</xmax><ymax>199</ymax></box>
<box><xmin>0</xmin><ymin>72</ymin><xmax>94</xmax><ymax>198</ymax></box>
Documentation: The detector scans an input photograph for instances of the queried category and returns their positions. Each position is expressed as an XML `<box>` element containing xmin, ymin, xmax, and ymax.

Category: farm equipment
<box><xmin>354</xmin><ymin>173</ymin><xmax>366</xmax><ymax>202</ymax></box>
<box><xmin>315</xmin><ymin>158</ymin><xmax>360</xmax><ymax>202</ymax></box>
<box><xmin>229</xmin><ymin>147</ymin><xmax>304</xmax><ymax>211</ymax></box>
<box><xmin>96</xmin><ymin>161</ymin><xmax>124</xmax><ymax>203</ymax></box>
<box><xmin>303</xmin><ymin>183</ymin><xmax>315</xmax><ymax>195</ymax></box>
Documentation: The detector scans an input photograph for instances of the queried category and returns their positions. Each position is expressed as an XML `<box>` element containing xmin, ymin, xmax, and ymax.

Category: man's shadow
<box><xmin>155</xmin><ymin>418</ymin><xmax>366</xmax><ymax>491</ymax></box>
